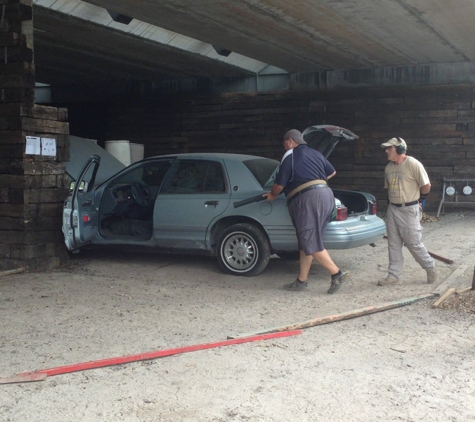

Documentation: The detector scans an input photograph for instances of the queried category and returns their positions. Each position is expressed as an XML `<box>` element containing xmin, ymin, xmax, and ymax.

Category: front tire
<box><xmin>217</xmin><ymin>223</ymin><xmax>271</xmax><ymax>276</ymax></box>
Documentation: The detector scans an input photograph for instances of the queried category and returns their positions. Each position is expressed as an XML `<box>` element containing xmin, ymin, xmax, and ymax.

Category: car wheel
<box><xmin>217</xmin><ymin>223</ymin><xmax>271</xmax><ymax>276</ymax></box>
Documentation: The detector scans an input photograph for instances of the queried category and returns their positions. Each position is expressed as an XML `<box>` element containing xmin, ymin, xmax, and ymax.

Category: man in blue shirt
<box><xmin>265</xmin><ymin>129</ymin><xmax>349</xmax><ymax>294</ymax></box>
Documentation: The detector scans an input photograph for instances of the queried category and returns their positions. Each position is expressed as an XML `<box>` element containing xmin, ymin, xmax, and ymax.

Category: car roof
<box><xmin>139</xmin><ymin>152</ymin><xmax>277</xmax><ymax>163</ymax></box>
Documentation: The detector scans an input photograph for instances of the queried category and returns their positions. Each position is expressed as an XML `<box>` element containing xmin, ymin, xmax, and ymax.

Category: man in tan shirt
<box><xmin>379</xmin><ymin>137</ymin><xmax>437</xmax><ymax>286</ymax></box>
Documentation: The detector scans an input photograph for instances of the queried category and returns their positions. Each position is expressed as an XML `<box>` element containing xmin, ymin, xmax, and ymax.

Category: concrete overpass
<box><xmin>32</xmin><ymin>0</ymin><xmax>475</xmax><ymax>94</ymax></box>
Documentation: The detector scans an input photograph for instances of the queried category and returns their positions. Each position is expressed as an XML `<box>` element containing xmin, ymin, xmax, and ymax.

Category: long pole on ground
<box><xmin>0</xmin><ymin>330</ymin><xmax>302</xmax><ymax>385</ymax></box>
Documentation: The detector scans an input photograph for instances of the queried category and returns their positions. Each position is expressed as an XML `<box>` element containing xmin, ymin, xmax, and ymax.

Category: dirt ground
<box><xmin>1</xmin><ymin>209</ymin><xmax>475</xmax><ymax>422</ymax></box>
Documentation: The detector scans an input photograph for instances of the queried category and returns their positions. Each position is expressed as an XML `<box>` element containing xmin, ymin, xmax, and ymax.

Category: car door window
<box><xmin>100</xmin><ymin>159</ymin><xmax>174</xmax><ymax>218</ymax></box>
<box><xmin>164</xmin><ymin>160</ymin><xmax>225</xmax><ymax>194</ymax></box>
<box><xmin>243</xmin><ymin>158</ymin><xmax>279</xmax><ymax>188</ymax></box>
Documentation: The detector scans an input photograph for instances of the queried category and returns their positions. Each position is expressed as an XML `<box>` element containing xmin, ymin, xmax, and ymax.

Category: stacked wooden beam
<box><xmin>0</xmin><ymin>0</ymin><xmax>70</xmax><ymax>271</ymax></box>
<box><xmin>106</xmin><ymin>86</ymin><xmax>475</xmax><ymax>212</ymax></box>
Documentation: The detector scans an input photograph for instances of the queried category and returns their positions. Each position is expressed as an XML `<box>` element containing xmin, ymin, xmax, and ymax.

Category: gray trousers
<box><xmin>386</xmin><ymin>204</ymin><xmax>434</xmax><ymax>279</ymax></box>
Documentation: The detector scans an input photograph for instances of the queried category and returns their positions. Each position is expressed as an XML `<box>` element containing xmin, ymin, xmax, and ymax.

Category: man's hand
<box><xmin>419</xmin><ymin>193</ymin><xmax>428</xmax><ymax>208</ymax></box>
<box><xmin>264</xmin><ymin>183</ymin><xmax>284</xmax><ymax>202</ymax></box>
<box><xmin>264</xmin><ymin>191</ymin><xmax>278</xmax><ymax>202</ymax></box>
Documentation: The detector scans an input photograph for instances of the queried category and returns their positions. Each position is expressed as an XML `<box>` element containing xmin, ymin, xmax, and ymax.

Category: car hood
<box><xmin>302</xmin><ymin>125</ymin><xmax>359</xmax><ymax>158</ymax></box>
<box><xmin>66</xmin><ymin>136</ymin><xmax>126</xmax><ymax>186</ymax></box>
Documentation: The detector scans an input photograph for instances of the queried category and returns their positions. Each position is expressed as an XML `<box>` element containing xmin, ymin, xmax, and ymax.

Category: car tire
<box><xmin>217</xmin><ymin>223</ymin><xmax>271</xmax><ymax>276</ymax></box>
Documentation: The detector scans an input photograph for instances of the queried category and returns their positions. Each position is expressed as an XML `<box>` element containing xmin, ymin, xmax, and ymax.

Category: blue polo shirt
<box><xmin>275</xmin><ymin>145</ymin><xmax>335</xmax><ymax>196</ymax></box>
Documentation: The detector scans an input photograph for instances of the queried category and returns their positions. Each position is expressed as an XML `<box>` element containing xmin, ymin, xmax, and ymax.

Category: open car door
<box><xmin>302</xmin><ymin>125</ymin><xmax>359</xmax><ymax>158</ymax></box>
<box><xmin>62</xmin><ymin>155</ymin><xmax>101</xmax><ymax>251</ymax></box>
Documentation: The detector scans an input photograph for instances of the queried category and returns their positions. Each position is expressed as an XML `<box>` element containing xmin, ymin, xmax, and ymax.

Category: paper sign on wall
<box><xmin>25</xmin><ymin>136</ymin><xmax>41</xmax><ymax>155</ymax></box>
<box><xmin>41</xmin><ymin>137</ymin><xmax>57</xmax><ymax>157</ymax></box>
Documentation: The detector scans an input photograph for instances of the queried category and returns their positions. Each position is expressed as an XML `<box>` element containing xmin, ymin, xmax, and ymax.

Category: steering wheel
<box><xmin>131</xmin><ymin>182</ymin><xmax>150</xmax><ymax>207</ymax></box>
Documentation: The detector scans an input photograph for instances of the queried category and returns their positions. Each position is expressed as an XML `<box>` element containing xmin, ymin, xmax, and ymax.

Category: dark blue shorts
<box><xmin>287</xmin><ymin>187</ymin><xmax>335</xmax><ymax>254</ymax></box>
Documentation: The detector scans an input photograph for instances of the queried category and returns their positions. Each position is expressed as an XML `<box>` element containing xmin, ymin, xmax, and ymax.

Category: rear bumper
<box><xmin>323</xmin><ymin>215</ymin><xmax>387</xmax><ymax>249</ymax></box>
<box><xmin>268</xmin><ymin>215</ymin><xmax>387</xmax><ymax>251</ymax></box>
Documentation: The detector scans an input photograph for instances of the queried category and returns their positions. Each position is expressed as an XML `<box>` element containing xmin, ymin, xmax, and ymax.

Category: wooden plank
<box><xmin>21</xmin><ymin>117</ymin><xmax>69</xmax><ymax>134</ymax></box>
<box><xmin>428</xmin><ymin>251</ymin><xmax>454</xmax><ymax>264</ymax></box>
<box><xmin>0</xmin><ymin>267</ymin><xmax>25</xmax><ymax>278</ymax></box>
<box><xmin>432</xmin><ymin>265</ymin><xmax>468</xmax><ymax>296</ymax></box>
<box><xmin>228</xmin><ymin>294</ymin><xmax>435</xmax><ymax>339</ymax></box>
<box><xmin>432</xmin><ymin>288</ymin><xmax>456</xmax><ymax>307</ymax></box>
<box><xmin>32</xmin><ymin>104</ymin><xmax>63</xmax><ymax>121</ymax></box>
<box><xmin>0</xmin><ymin>32</ymin><xmax>19</xmax><ymax>46</ymax></box>
<box><xmin>456</xmin><ymin>286</ymin><xmax>473</xmax><ymax>295</ymax></box>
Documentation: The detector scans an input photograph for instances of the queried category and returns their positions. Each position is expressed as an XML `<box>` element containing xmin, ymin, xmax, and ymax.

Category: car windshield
<box><xmin>243</xmin><ymin>158</ymin><xmax>279</xmax><ymax>188</ymax></box>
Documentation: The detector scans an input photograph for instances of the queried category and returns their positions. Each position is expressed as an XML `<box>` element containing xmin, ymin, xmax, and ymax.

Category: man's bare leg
<box><xmin>298</xmin><ymin>249</ymin><xmax>340</xmax><ymax>280</ymax></box>
<box><xmin>298</xmin><ymin>250</ymin><xmax>313</xmax><ymax>281</ymax></box>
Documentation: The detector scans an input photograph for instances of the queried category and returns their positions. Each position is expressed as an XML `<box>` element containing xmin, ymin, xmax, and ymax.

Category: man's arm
<box><xmin>420</xmin><ymin>183</ymin><xmax>431</xmax><ymax>195</ymax></box>
<box><xmin>264</xmin><ymin>183</ymin><xmax>284</xmax><ymax>201</ymax></box>
<box><xmin>419</xmin><ymin>182</ymin><xmax>431</xmax><ymax>206</ymax></box>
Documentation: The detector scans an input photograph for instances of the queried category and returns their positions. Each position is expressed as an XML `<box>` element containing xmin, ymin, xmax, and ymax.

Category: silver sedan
<box><xmin>63</xmin><ymin>125</ymin><xmax>386</xmax><ymax>276</ymax></box>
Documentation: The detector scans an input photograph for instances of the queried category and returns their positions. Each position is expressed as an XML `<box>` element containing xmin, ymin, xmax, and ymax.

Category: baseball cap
<box><xmin>283</xmin><ymin>129</ymin><xmax>307</xmax><ymax>145</ymax></box>
<box><xmin>381</xmin><ymin>137</ymin><xmax>407</xmax><ymax>150</ymax></box>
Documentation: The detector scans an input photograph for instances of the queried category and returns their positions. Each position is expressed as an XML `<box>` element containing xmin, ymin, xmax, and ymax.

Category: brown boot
<box><xmin>377</xmin><ymin>275</ymin><xmax>400</xmax><ymax>286</ymax></box>
<box><xmin>426</xmin><ymin>267</ymin><xmax>437</xmax><ymax>284</ymax></box>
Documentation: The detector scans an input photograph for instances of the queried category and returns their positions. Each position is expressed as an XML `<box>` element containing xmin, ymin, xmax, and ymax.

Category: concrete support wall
<box><xmin>0</xmin><ymin>0</ymin><xmax>70</xmax><ymax>271</ymax></box>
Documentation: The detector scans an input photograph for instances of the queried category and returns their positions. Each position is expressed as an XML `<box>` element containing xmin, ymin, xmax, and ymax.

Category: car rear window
<box><xmin>243</xmin><ymin>158</ymin><xmax>279</xmax><ymax>188</ymax></box>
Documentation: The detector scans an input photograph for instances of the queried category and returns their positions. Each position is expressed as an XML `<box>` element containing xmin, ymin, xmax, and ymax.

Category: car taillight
<box><xmin>83</xmin><ymin>215</ymin><xmax>91</xmax><ymax>222</ymax></box>
<box><xmin>336</xmin><ymin>206</ymin><xmax>348</xmax><ymax>221</ymax></box>
<box><xmin>369</xmin><ymin>201</ymin><xmax>377</xmax><ymax>215</ymax></box>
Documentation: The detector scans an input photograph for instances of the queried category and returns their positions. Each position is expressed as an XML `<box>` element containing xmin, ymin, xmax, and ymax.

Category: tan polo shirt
<box><xmin>384</xmin><ymin>156</ymin><xmax>430</xmax><ymax>204</ymax></box>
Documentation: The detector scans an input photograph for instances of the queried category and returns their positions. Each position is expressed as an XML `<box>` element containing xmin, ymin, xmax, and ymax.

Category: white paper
<box><xmin>41</xmin><ymin>137</ymin><xmax>57</xmax><ymax>157</ymax></box>
<box><xmin>25</xmin><ymin>136</ymin><xmax>41</xmax><ymax>155</ymax></box>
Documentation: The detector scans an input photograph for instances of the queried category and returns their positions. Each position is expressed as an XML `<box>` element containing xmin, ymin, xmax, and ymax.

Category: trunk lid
<box><xmin>302</xmin><ymin>125</ymin><xmax>359</xmax><ymax>158</ymax></box>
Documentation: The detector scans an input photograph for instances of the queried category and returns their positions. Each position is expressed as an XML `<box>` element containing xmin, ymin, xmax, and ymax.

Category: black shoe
<box><xmin>327</xmin><ymin>271</ymin><xmax>349</xmax><ymax>294</ymax></box>
<box><xmin>284</xmin><ymin>279</ymin><xmax>308</xmax><ymax>291</ymax></box>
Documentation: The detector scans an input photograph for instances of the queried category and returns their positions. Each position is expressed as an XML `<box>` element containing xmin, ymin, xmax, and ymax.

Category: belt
<box><xmin>391</xmin><ymin>200</ymin><xmax>418</xmax><ymax>207</ymax></box>
<box><xmin>287</xmin><ymin>184</ymin><xmax>327</xmax><ymax>206</ymax></box>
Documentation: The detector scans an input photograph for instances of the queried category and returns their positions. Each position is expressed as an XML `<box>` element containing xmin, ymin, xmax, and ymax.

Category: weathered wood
<box><xmin>21</xmin><ymin>117</ymin><xmax>69</xmax><ymax>134</ymax></box>
<box><xmin>456</xmin><ymin>286</ymin><xmax>473</xmax><ymax>295</ymax></box>
<box><xmin>0</xmin><ymin>229</ymin><xmax>64</xmax><ymax>245</ymax></box>
<box><xmin>432</xmin><ymin>265</ymin><xmax>468</xmax><ymax>296</ymax></box>
<box><xmin>428</xmin><ymin>251</ymin><xmax>454</xmax><ymax>265</ymax></box>
<box><xmin>228</xmin><ymin>294</ymin><xmax>435</xmax><ymax>339</ymax></box>
<box><xmin>432</xmin><ymin>288</ymin><xmax>456</xmax><ymax>308</ymax></box>
<box><xmin>31</xmin><ymin>104</ymin><xmax>66</xmax><ymax>121</ymax></box>
<box><xmin>1</xmin><ymin>2</ymin><xmax>32</xmax><ymax>21</ymax></box>
<box><xmin>0</xmin><ymin>267</ymin><xmax>25</xmax><ymax>278</ymax></box>
<box><xmin>0</xmin><ymin>0</ymin><xmax>69</xmax><ymax>272</ymax></box>
<box><xmin>0</xmin><ymin>33</ymin><xmax>19</xmax><ymax>47</ymax></box>
<box><xmin>0</xmin><ymin>87</ymin><xmax>34</xmax><ymax>103</ymax></box>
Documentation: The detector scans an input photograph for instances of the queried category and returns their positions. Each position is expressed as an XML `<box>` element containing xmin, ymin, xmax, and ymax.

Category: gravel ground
<box><xmin>1</xmin><ymin>210</ymin><xmax>474</xmax><ymax>422</ymax></box>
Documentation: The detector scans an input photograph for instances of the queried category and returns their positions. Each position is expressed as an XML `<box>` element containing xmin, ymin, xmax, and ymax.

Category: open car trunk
<box><xmin>333</xmin><ymin>189</ymin><xmax>374</xmax><ymax>216</ymax></box>
<box><xmin>301</xmin><ymin>125</ymin><xmax>374</xmax><ymax>217</ymax></box>
<box><xmin>302</xmin><ymin>125</ymin><xmax>359</xmax><ymax>158</ymax></box>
